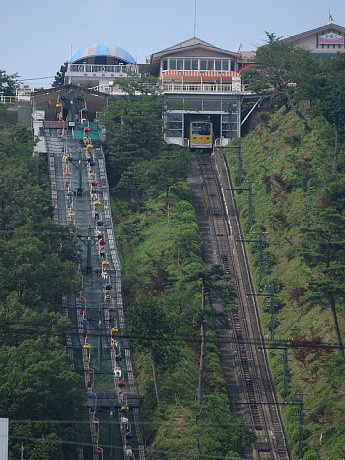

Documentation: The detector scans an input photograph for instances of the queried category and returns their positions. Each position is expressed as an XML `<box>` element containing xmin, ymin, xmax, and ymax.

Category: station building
<box><xmin>281</xmin><ymin>22</ymin><xmax>345</xmax><ymax>59</ymax></box>
<box><xmin>147</xmin><ymin>37</ymin><xmax>255</xmax><ymax>147</ymax></box>
<box><xmin>31</xmin><ymin>42</ymin><xmax>140</xmax><ymax>124</ymax></box>
<box><xmin>22</xmin><ymin>20</ymin><xmax>345</xmax><ymax>142</ymax></box>
<box><xmin>64</xmin><ymin>42</ymin><xmax>139</xmax><ymax>90</ymax></box>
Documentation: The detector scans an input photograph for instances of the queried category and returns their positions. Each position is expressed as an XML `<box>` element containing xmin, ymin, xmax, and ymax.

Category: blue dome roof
<box><xmin>70</xmin><ymin>43</ymin><xmax>135</xmax><ymax>64</ymax></box>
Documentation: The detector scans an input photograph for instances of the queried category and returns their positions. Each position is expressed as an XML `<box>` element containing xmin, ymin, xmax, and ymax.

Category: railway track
<box><xmin>189</xmin><ymin>151</ymin><xmax>289</xmax><ymax>460</ymax></box>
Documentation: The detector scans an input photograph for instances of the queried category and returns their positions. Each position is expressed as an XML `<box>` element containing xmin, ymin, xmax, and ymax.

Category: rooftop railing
<box><xmin>0</xmin><ymin>95</ymin><xmax>16</xmax><ymax>104</ymax></box>
<box><xmin>161</xmin><ymin>82</ymin><xmax>245</xmax><ymax>93</ymax></box>
<box><xmin>67</xmin><ymin>63</ymin><xmax>139</xmax><ymax>74</ymax></box>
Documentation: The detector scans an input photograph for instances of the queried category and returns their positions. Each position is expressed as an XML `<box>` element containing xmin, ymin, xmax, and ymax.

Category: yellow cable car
<box><xmin>111</xmin><ymin>327</ymin><xmax>119</xmax><ymax>336</ymax></box>
<box><xmin>189</xmin><ymin>120</ymin><xmax>213</xmax><ymax>149</ymax></box>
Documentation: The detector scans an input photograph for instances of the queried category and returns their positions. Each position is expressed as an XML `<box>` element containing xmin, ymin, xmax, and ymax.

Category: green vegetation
<box><xmin>229</xmin><ymin>36</ymin><xmax>345</xmax><ymax>459</ymax></box>
<box><xmin>0</xmin><ymin>125</ymin><xmax>85</xmax><ymax>459</ymax></box>
<box><xmin>0</xmin><ymin>69</ymin><xmax>19</xmax><ymax>96</ymax></box>
<box><xmin>102</xmin><ymin>91</ymin><xmax>254</xmax><ymax>458</ymax></box>
<box><xmin>52</xmin><ymin>62</ymin><xmax>68</xmax><ymax>88</ymax></box>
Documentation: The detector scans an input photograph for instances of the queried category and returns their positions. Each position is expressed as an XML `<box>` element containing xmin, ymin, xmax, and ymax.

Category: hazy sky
<box><xmin>1</xmin><ymin>0</ymin><xmax>344</xmax><ymax>87</ymax></box>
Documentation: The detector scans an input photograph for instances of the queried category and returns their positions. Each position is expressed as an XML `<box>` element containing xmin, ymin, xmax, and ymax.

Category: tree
<box><xmin>0</xmin><ymin>69</ymin><xmax>19</xmax><ymax>96</ymax></box>
<box><xmin>101</xmin><ymin>94</ymin><xmax>164</xmax><ymax>186</ymax></box>
<box><xmin>52</xmin><ymin>62</ymin><xmax>68</xmax><ymax>88</ymax></box>
<box><xmin>243</xmin><ymin>32</ymin><xmax>320</xmax><ymax>132</ymax></box>
<box><xmin>0</xmin><ymin>339</ymin><xmax>84</xmax><ymax>459</ymax></box>
<box><xmin>316</xmin><ymin>53</ymin><xmax>345</xmax><ymax>179</ymax></box>
<box><xmin>300</xmin><ymin>179</ymin><xmax>345</xmax><ymax>358</ymax></box>
<box><xmin>113</xmin><ymin>71</ymin><xmax>160</xmax><ymax>96</ymax></box>
<box><xmin>186</xmin><ymin>264</ymin><xmax>236</xmax><ymax>404</ymax></box>
<box><xmin>127</xmin><ymin>296</ymin><xmax>180</xmax><ymax>402</ymax></box>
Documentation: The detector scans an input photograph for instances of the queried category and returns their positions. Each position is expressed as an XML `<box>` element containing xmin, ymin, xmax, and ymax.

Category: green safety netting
<box><xmin>73</xmin><ymin>122</ymin><xmax>101</xmax><ymax>141</ymax></box>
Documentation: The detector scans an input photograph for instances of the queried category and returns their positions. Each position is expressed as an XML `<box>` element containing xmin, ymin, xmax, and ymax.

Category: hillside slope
<box><xmin>226</xmin><ymin>108</ymin><xmax>345</xmax><ymax>459</ymax></box>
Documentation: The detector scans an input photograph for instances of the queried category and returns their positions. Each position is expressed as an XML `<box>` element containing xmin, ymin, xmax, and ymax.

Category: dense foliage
<box><xmin>0</xmin><ymin>126</ymin><xmax>84</xmax><ymax>459</ymax></box>
<box><xmin>52</xmin><ymin>62</ymin><xmax>68</xmax><ymax>88</ymax></box>
<box><xmin>229</xmin><ymin>38</ymin><xmax>345</xmax><ymax>459</ymax></box>
<box><xmin>102</xmin><ymin>93</ymin><xmax>254</xmax><ymax>458</ymax></box>
<box><xmin>0</xmin><ymin>69</ymin><xmax>19</xmax><ymax>96</ymax></box>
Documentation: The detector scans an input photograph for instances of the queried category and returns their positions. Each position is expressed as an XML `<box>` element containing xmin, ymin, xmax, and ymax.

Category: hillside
<box><xmin>226</xmin><ymin>107</ymin><xmax>345</xmax><ymax>459</ymax></box>
<box><xmin>102</xmin><ymin>93</ymin><xmax>255</xmax><ymax>459</ymax></box>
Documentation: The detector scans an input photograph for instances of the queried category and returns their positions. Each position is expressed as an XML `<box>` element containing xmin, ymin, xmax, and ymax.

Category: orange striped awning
<box><xmin>162</xmin><ymin>70</ymin><xmax>239</xmax><ymax>81</ymax></box>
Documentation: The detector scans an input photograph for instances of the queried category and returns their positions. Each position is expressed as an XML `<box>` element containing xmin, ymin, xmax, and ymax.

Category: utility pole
<box><xmin>68</xmin><ymin>151</ymin><xmax>91</xmax><ymax>196</ymax></box>
<box><xmin>296</xmin><ymin>392</ymin><xmax>304</xmax><ymax>459</ymax></box>
<box><xmin>98</xmin><ymin>307</ymin><xmax>102</xmax><ymax>370</ymax></box>
<box><xmin>226</xmin><ymin>184</ymin><xmax>254</xmax><ymax>234</ymax></box>
<box><xmin>264</xmin><ymin>283</ymin><xmax>280</xmax><ymax>340</ymax></box>
<box><xmin>236</xmin><ymin>138</ymin><xmax>244</xmax><ymax>186</ymax></box>
<box><xmin>282</xmin><ymin>348</ymin><xmax>289</xmax><ymax>403</ymax></box>
<box><xmin>246</xmin><ymin>283</ymin><xmax>280</xmax><ymax>339</ymax></box>
<box><xmin>227</xmin><ymin>137</ymin><xmax>244</xmax><ymax>185</ymax></box>
<box><xmin>246</xmin><ymin>181</ymin><xmax>253</xmax><ymax>233</ymax></box>
<box><xmin>109</xmin><ymin>402</ymin><xmax>115</xmax><ymax>457</ymax></box>
<box><xmin>237</xmin><ymin>234</ymin><xmax>266</xmax><ymax>281</ymax></box>
<box><xmin>77</xmin><ymin>226</ymin><xmax>99</xmax><ymax>275</ymax></box>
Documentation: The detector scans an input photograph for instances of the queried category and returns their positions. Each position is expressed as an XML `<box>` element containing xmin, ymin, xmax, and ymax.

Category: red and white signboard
<box><xmin>318</xmin><ymin>32</ymin><xmax>344</xmax><ymax>45</ymax></box>
<box><xmin>232</xmin><ymin>76</ymin><xmax>242</xmax><ymax>91</ymax></box>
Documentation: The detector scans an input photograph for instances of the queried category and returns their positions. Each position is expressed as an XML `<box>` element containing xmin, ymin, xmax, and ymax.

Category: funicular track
<box><xmin>189</xmin><ymin>151</ymin><xmax>289</xmax><ymax>460</ymax></box>
<box><xmin>45</xmin><ymin>121</ymin><xmax>145</xmax><ymax>460</ymax></box>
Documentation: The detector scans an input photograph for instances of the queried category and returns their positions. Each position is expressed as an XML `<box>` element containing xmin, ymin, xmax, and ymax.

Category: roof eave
<box><xmin>150</xmin><ymin>44</ymin><xmax>241</xmax><ymax>64</ymax></box>
<box><xmin>282</xmin><ymin>23</ymin><xmax>345</xmax><ymax>42</ymax></box>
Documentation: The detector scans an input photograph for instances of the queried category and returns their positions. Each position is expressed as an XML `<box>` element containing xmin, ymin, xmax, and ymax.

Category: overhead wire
<box><xmin>0</xmin><ymin>433</ymin><xmax>250</xmax><ymax>459</ymax></box>
<box><xmin>0</xmin><ymin>322</ymin><xmax>340</xmax><ymax>350</ymax></box>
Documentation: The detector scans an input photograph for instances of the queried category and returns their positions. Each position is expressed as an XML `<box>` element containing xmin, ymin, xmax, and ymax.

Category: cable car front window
<box><xmin>192</xmin><ymin>123</ymin><xmax>211</xmax><ymax>135</ymax></box>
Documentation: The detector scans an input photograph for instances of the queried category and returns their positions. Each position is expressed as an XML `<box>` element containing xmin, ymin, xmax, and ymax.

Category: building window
<box><xmin>207</xmin><ymin>60</ymin><xmax>215</xmax><ymax>70</ymax></box>
<box><xmin>215</xmin><ymin>60</ymin><xmax>222</xmax><ymax>71</ymax></box>
<box><xmin>203</xmin><ymin>99</ymin><xmax>221</xmax><ymax>111</ymax></box>
<box><xmin>184</xmin><ymin>59</ymin><xmax>191</xmax><ymax>70</ymax></box>
<box><xmin>166</xmin><ymin>112</ymin><xmax>183</xmax><ymax>137</ymax></box>
<box><xmin>177</xmin><ymin>59</ymin><xmax>184</xmax><ymax>70</ymax></box>
<box><xmin>162</xmin><ymin>59</ymin><xmax>168</xmax><ymax>71</ymax></box>
<box><xmin>200</xmin><ymin>60</ymin><xmax>207</xmax><ymax>71</ymax></box>
<box><xmin>185</xmin><ymin>98</ymin><xmax>202</xmax><ymax>111</ymax></box>
<box><xmin>166</xmin><ymin>98</ymin><xmax>183</xmax><ymax>110</ymax></box>
<box><xmin>192</xmin><ymin>59</ymin><xmax>198</xmax><ymax>70</ymax></box>
<box><xmin>169</xmin><ymin>59</ymin><xmax>177</xmax><ymax>70</ymax></box>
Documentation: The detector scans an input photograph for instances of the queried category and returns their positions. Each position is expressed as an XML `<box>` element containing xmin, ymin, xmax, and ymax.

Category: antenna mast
<box><xmin>194</xmin><ymin>0</ymin><xmax>197</xmax><ymax>37</ymax></box>
<box><xmin>328</xmin><ymin>9</ymin><xmax>334</xmax><ymax>24</ymax></box>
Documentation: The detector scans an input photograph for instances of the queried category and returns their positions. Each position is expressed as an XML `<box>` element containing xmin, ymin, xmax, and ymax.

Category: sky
<box><xmin>1</xmin><ymin>0</ymin><xmax>344</xmax><ymax>87</ymax></box>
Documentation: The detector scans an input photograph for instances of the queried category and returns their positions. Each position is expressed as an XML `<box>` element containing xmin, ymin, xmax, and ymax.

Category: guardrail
<box><xmin>0</xmin><ymin>95</ymin><xmax>16</xmax><ymax>104</ymax></box>
<box><xmin>161</xmin><ymin>83</ymin><xmax>245</xmax><ymax>93</ymax></box>
<box><xmin>68</xmin><ymin>63</ymin><xmax>139</xmax><ymax>74</ymax></box>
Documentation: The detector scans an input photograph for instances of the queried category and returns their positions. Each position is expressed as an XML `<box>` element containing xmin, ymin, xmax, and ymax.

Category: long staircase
<box><xmin>46</xmin><ymin>120</ymin><xmax>144</xmax><ymax>460</ymax></box>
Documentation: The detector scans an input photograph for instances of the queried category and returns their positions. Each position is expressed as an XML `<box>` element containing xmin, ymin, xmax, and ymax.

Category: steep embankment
<box><xmin>102</xmin><ymin>93</ymin><xmax>255</xmax><ymax>459</ymax></box>
<box><xmin>226</xmin><ymin>107</ymin><xmax>345</xmax><ymax>459</ymax></box>
<box><xmin>112</xmin><ymin>183</ymin><xmax>253</xmax><ymax>459</ymax></box>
